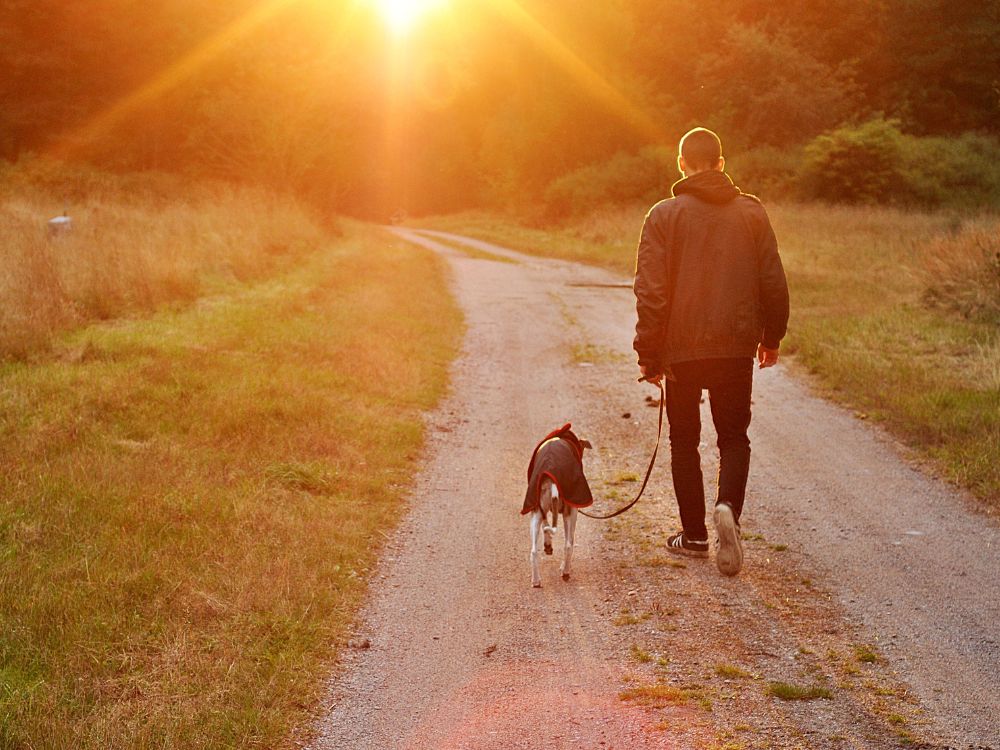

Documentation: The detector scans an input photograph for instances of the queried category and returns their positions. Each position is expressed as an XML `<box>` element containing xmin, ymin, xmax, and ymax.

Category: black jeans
<box><xmin>665</xmin><ymin>357</ymin><xmax>753</xmax><ymax>540</ymax></box>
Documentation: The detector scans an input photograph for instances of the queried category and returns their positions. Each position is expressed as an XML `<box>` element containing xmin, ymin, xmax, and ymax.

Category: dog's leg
<box><xmin>561</xmin><ymin>506</ymin><xmax>577</xmax><ymax>582</ymax></box>
<box><xmin>530</xmin><ymin>509</ymin><xmax>543</xmax><ymax>588</ymax></box>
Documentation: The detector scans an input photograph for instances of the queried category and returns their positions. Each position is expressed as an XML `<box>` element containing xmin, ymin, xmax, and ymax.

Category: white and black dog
<box><xmin>521</xmin><ymin>424</ymin><xmax>593</xmax><ymax>587</ymax></box>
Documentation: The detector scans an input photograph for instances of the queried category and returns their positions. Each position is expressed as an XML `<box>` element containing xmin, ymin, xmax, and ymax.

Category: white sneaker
<box><xmin>713</xmin><ymin>503</ymin><xmax>743</xmax><ymax>576</ymax></box>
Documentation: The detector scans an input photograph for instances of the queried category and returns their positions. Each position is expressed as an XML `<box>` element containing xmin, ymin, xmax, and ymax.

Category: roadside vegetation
<box><xmin>0</xmin><ymin>203</ymin><xmax>461</xmax><ymax>746</ymax></box>
<box><xmin>0</xmin><ymin>161</ymin><xmax>331</xmax><ymax>359</ymax></box>
<box><xmin>418</xmin><ymin>204</ymin><xmax>1000</xmax><ymax>507</ymax></box>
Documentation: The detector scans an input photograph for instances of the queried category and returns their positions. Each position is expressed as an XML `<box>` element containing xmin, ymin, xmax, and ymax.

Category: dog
<box><xmin>521</xmin><ymin>424</ymin><xmax>593</xmax><ymax>587</ymax></box>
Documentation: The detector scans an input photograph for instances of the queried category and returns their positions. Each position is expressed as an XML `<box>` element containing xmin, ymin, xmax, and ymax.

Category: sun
<box><xmin>374</xmin><ymin>0</ymin><xmax>445</xmax><ymax>35</ymax></box>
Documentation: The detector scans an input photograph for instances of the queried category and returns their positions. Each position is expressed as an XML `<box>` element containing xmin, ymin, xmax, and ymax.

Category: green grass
<box><xmin>0</xmin><ymin>223</ymin><xmax>462</xmax><ymax>747</ymax></box>
<box><xmin>715</xmin><ymin>663</ymin><xmax>752</xmax><ymax>679</ymax></box>
<box><xmin>413</xmin><ymin>231</ymin><xmax>519</xmax><ymax>264</ymax></box>
<box><xmin>854</xmin><ymin>644</ymin><xmax>881</xmax><ymax>664</ymax></box>
<box><xmin>421</xmin><ymin>205</ymin><xmax>1000</xmax><ymax>507</ymax></box>
<box><xmin>765</xmin><ymin>681</ymin><xmax>834</xmax><ymax>700</ymax></box>
<box><xmin>629</xmin><ymin>644</ymin><xmax>653</xmax><ymax>663</ymax></box>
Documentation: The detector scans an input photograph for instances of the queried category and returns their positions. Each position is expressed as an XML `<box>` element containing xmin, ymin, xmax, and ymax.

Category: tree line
<box><xmin>2</xmin><ymin>0</ymin><xmax>998</xmax><ymax>216</ymax></box>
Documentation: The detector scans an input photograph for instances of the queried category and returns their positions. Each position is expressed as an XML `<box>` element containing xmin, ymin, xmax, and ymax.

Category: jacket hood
<box><xmin>671</xmin><ymin>170</ymin><xmax>741</xmax><ymax>204</ymax></box>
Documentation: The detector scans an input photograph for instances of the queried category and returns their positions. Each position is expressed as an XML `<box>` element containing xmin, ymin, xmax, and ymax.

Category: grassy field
<box><xmin>1</xmin><ymin>161</ymin><xmax>328</xmax><ymax>358</ymax></box>
<box><xmin>418</xmin><ymin>204</ymin><xmax>1000</xmax><ymax>507</ymax></box>
<box><xmin>0</xmin><ymin>219</ymin><xmax>461</xmax><ymax>746</ymax></box>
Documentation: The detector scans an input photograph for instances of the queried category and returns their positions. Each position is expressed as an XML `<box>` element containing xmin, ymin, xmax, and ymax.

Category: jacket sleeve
<box><xmin>755</xmin><ymin>209</ymin><xmax>790</xmax><ymax>350</ymax></box>
<box><xmin>632</xmin><ymin>208</ymin><xmax>671</xmax><ymax>371</ymax></box>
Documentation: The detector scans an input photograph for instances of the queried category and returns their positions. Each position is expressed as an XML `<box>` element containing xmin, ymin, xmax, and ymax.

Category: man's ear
<box><xmin>715</xmin><ymin>156</ymin><xmax>726</xmax><ymax>172</ymax></box>
<box><xmin>677</xmin><ymin>155</ymin><xmax>687</xmax><ymax>177</ymax></box>
<box><xmin>580</xmin><ymin>439</ymin><xmax>593</xmax><ymax>451</ymax></box>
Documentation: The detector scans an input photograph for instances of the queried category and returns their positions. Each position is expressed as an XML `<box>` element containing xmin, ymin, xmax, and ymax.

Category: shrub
<box><xmin>901</xmin><ymin>132</ymin><xmax>1000</xmax><ymax>209</ymax></box>
<box><xmin>543</xmin><ymin>147</ymin><xmax>674</xmax><ymax>219</ymax></box>
<box><xmin>921</xmin><ymin>221</ymin><xmax>1000</xmax><ymax>324</ymax></box>
<box><xmin>726</xmin><ymin>145</ymin><xmax>803</xmax><ymax>201</ymax></box>
<box><xmin>800</xmin><ymin>117</ymin><xmax>905</xmax><ymax>204</ymax></box>
<box><xmin>801</xmin><ymin>118</ymin><xmax>1000</xmax><ymax>208</ymax></box>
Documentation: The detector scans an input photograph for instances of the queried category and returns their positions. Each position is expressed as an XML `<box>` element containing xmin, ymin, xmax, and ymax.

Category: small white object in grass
<box><xmin>47</xmin><ymin>214</ymin><xmax>72</xmax><ymax>236</ymax></box>
<box><xmin>578</xmin><ymin>362</ymin><xmax>594</xmax><ymax>367</ymax></box>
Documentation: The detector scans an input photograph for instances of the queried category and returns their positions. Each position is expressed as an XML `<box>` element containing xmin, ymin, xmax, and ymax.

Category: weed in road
<box><xmin>854</xmin><ymin>644</ymin><xmax>881</xmax><ymax>664</ymax></box>
<box><xmin>715</xmin><ymin>664</ymin><xmax>752</xmax><ymax>679</ymax></box>
<box><xmin>766</xmin><ymin>682</ymin><xmax>834</xmax><ymax>700</ymax></box>
<box><xmin>630</xmin><ymin>644</ymin><xmax>653</xmax><ymax>663</ymax></box>
<box><xmin>619</xmin><ymin>684</ymin><xmax>690</xmax><ymax>707</ymax></box>
<box><xmin>614</xmin><ymin>610</ymin><xmax>652</xmax><ymax>626</ymax></box>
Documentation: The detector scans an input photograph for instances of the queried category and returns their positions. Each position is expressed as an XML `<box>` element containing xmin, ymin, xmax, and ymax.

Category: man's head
<box><xmin>678</xmin><ymin>127</ymin><xmax>724</xmax><ymax>177</ymax></box>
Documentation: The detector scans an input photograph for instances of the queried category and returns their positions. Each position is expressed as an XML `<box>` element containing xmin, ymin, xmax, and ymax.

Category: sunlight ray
<box><xmin>48</xmin><ymin>0</ymin><xmax>352</xmax><ymax>160</ymax></box>
<box><xmin>484</xmin><ymin>0</ymin><xmax>670</xmax><ymax>145</ymax></box>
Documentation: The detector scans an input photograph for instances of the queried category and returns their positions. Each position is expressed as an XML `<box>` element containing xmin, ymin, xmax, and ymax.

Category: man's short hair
<box><xmin>679</xmin><ymin>127</ymin><xmax>723</xmax><ymax>172</ymax></box>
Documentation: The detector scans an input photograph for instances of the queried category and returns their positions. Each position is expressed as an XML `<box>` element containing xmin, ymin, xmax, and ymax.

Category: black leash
<box><xmin>579</xmin><ymin>378</ymin><xmax>665</xmax><ymax>520</ymax></box>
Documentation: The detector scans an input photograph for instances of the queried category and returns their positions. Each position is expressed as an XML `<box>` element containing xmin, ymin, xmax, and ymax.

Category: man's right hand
<box><xmin>757</xmin><ymin>343</ymin><xmax>779</xmax><ymax>369</ymax></box>
<box><xmin>639</xmin><ymin>364</ymin><xmax>663</xmax><ymax>385</ymax></box>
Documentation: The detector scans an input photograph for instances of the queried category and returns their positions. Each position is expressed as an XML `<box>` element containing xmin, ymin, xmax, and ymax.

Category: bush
<box><xmin>800</xmin><ymin>118</ymin><xmax>905</xmax><ymax>204</ymax></box>
<box><xmin>543</xmin><ymin>147</ymin><xmax>674</xmax><ymax>219</ymax></box>
<box><xmin>922</xmin><ymin>221</ymin><xmax>1000</xmax><ymax>324</ymax></box>
<box><xmin>901</xmin><ymin>133</ymin><xmax>1000</xmax><ymax>209</ymax></box>
<box><xmin>725</xmin><ymin>145</ymin><xmax>803</xmax><ymax>201</ymax></box>
<box><xmin>801</xmin><ymin>118</ymin><xmax>1000</xmax><ymax>208</ymax></box>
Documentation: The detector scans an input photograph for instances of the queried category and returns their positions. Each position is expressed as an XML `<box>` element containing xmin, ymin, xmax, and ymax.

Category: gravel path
<box><xmin>310</xmin><ymin>228</ymin><xmax>999</xmax><ymax>749</ymax></box>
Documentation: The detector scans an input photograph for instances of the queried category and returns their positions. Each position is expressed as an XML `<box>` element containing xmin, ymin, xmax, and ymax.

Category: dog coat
<box><xmin>521</xmin><ymin>423</ymin><xmax>594</xmax><ymax>514</ymax></box>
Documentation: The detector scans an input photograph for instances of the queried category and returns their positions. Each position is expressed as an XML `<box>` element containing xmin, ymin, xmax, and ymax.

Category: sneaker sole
<box><xmin>666</xmin><ymin>544</ymin><xmax>709</xmax><ymax>559</ymax></box>
<box><xmin>714</xmin><ymin>504</ymin><xmax>743</xmax><ymax>576</ymax></box>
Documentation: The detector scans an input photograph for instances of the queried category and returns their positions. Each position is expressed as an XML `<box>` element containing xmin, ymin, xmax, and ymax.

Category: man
<box><xmin>633</xmin><ymin>127</ymin><xmax>789</xmax><ymax>576</ymax></box>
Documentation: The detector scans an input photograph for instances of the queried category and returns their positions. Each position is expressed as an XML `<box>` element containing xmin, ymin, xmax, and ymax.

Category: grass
<box><xmin>618</xmin><ymin>684</ymin><xmax>690</xmax><ymax>707</ymax></box>
<box><xmin>0</xmin><ymin>221</ymin><xmax>462</xmax><ymax>747</ymax></box>
<box><xmin>571</xmin><ymin>342</ymin><xmax>627</xmax><ymax>364</ymax></box>
<box><xmin>0</xmin><ymin>161</ymin><xmax>327</xmax><ymax>358</ymax></box>
<box><xmin>765</xmin><ymin>681</ymin><xmax>834</xmax><ymax>701</ymax></box>
<box><xmin>629</xmin><ymin>644</ymin><xmax>653</xmax><ymax>663</ymax></box>
<box><xmin>420</xmin><ymin>204</ymin><xmax>1000</xmax><ymax>507</ymax></box>
<box><xmin>714</xmin><ymin>663</ymin><xmax>752</xmax><ymax>679</ymax></box>
<box><xmin>613</xmin><ymin>611</ymin><xmax>651</xmax><ymax>626</ymax></box>
<box><xmin>413</xmin><ymin>232</ymin><xmax>518</xmax><ymax>264</ymax></box>
<box><xmin>854</xmin><ymin>644</ymin><xmax>881</xmax><ymax>664</ymax></box>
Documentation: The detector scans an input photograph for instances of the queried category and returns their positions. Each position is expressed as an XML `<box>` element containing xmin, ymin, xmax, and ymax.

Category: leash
<box><xmin>579</xmin><ymin>378</ymin><xmax>665</xmax><ymax>520</ymax></box>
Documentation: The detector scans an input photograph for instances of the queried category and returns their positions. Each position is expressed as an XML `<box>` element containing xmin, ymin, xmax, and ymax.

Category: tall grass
<box><xmin>420</xmin><ymin>204</ymin><xmax>1000</xmax><ymax>506</ymax></box>
<box><xmin>0</xmin><ymin>220</ymin><xmax>461</xmax><ymax>747</ymax></box>
<box><xmin>921</xmin><ymin>221</ymin><xmax>1000</xmax><ymax>324</ymax></box>
<box><xmin>0</xmin><ymin>160</ymin><xmax>328</xmax><ymax>357</ymax></box>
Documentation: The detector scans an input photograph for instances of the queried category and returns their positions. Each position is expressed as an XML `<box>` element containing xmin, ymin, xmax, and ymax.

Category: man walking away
<box><xmin>633</xmin><ymin>127</ymin><xmax>789</xmax><ymax>576</ymax></box>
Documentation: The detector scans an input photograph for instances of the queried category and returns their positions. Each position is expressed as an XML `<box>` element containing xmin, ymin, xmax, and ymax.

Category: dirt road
<box><xmin>310</xmin><ymin>229</ymin><xmax>999</xmax><ymax>749</ymax></box>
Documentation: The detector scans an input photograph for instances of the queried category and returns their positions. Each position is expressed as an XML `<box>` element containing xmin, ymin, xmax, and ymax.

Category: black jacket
<box><xmin>633</xmin><ymin>170</ymin><xmax>790</xmax><ymax>372</ymax></box>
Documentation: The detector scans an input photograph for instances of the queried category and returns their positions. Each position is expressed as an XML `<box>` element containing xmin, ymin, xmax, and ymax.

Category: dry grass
<box><xmin>422</xmin><ymin>203</ymin><xmax>1000</xmax><ymax>506</ymax></box>
<box><xmin>0</xmin><ymin>160</ymin><xmax>328</xmax><ymax>357</ymax></box>
<box><xmin>0</xmin><ymin>220</ymin><xmax>461</xmax><ymax>747</ymax></box>
<box><xmin>921</xmin><ymin>220</ymin><xmax>1000</xmax><ymax>323</ymax></box>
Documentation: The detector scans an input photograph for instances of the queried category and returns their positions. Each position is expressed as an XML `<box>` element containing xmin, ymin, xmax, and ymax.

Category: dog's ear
<box><xmin>580</xmin><ymin>439</ymin><xmax>593</xmax><ymax>451</ymax></box>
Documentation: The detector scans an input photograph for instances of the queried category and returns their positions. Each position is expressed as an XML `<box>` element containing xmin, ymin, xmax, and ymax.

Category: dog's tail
<box><xmin>546</xmin><ymin>479</ymin><xmax>559</xmax><ymax>532</ymax></box>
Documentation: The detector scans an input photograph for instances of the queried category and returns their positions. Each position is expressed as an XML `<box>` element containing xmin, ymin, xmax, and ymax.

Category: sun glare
<box><xmin>374</xmin><ymin>0</ymin><xmax>445</xmax><ymax>35</ymax></box>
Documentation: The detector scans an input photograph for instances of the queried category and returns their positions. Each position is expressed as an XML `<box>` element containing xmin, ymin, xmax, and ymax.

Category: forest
<box><xmin>2</xmin><ymin>0</ymin><xmax>999</xmax><ymax>218</ymax></box>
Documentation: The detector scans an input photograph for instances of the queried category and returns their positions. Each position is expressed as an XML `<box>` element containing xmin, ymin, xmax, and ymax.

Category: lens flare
<box><xmin>374</xmin><ymin>0</ymin><xmax>444</xmax><ymax>35</ymax></box>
